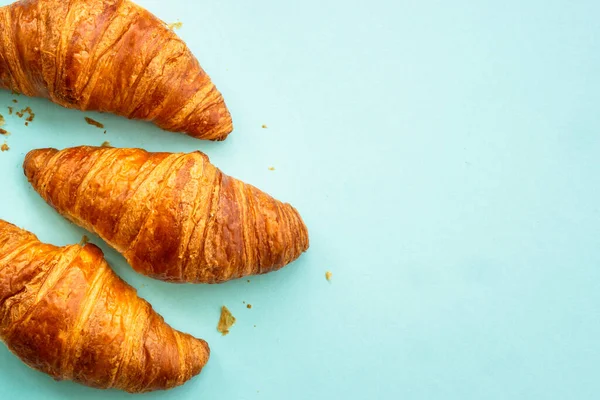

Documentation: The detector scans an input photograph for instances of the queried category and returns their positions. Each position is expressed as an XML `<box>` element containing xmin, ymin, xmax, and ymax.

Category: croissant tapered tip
<box><xmin>291</xmin><ymin>205</ymin><xmax>310</xmax><ymax>253</ymax></box>
<box><xmin>23</xmin><ymin>148</ymin><xmax>58</xmax><ymax>183</ymax></box>
<box><xmin>191</xmin><ymin>338</ymin><xmax>211</xmax><ymax>375</ymax></box>
<box><xmin>209</xmin><ymin>101</ymin><xmax>233</xmax><ymax>141</ymax></box>
<box><xmin>185</xmin><ymin>100</ymin><xmax>233</xmax><ymax>141</ymax></box>
<box><xmin>286</xmin><ymin>203</ymin><xmax>310</xmax><ymax>266</ymax></box>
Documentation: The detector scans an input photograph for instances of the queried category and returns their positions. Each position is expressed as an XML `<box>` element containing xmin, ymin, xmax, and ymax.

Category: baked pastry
<box><xmin>24</xmin><ymin>146</ymin><xmax>310</xmax><ymax>283</ymax></box>
<box><xmin>0</xmin><ymin>0</ymin><xmax>232</xmax><ymax>140</ymax></box>
<box><xmin>0</xmin><ymin>219</ymin><xmax>209</xmax><ymax>392</ymax></box>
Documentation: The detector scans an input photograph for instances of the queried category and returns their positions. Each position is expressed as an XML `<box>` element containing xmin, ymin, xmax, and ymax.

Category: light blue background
<box><xmin>0</xmin><ymin>0</ymin><xmax>599</xmax><ymax>398</ymax></box>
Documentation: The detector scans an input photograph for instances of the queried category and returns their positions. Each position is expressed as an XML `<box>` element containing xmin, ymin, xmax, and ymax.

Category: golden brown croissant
<box><xmin>24</xmin><ymin>146</ymin><xmax>310</xmax><ymax>284</ymax></box>
<box><xmin>0</xmin><ymin>0</ymin><xmax>232</xmax><ymax>140</ymax></box>
<box><xmin>0</xmin><ymin>219</ymin><xmax>209</xmax><ymax>392</ymax></box>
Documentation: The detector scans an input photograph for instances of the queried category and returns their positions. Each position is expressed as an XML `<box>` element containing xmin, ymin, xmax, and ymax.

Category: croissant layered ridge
<box><xmin>24</xmin><ymin>146</ymin><xmax>310</xmax><ymax>283</ymax></box>
<box><xmin>0</xmin><ymin>0</ymin><xmax>232</xmax><ymax>140</ymax></box>
<box><xmin>0</xmin><ymin>219</ymin><xmax>210</xmax><ymax>392</ymax></box>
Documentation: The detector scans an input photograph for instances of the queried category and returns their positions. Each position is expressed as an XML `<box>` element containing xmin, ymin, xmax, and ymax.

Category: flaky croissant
<box><xmin>24</xmin><ymin>146</ymin><xmax>309</xmax><ymax>284</ymax></box>
<box><xmin>0</xmin><ymin>0</ymin><xmax>232</xmax><ymax>140</ymax></box>
<box><xmin>0</xmin><ymin>219</ymin><xmax>209</xmax><ymax>392</ymax></box>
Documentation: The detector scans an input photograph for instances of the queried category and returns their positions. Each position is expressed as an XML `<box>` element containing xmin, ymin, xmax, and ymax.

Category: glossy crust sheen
<box><xmin>0</xmin><ymin>219</ymin><xmax>210</xmax><ymax>393</ymax></box>
<box><xmin>0</xmin><ymin>0</ymin><xmax>232</xmax><ymax>140</ymax></box>
<box><xmin>24</xmin><ymin>146</ymin><xmax>310</xmax><ymax>284</ymax></box>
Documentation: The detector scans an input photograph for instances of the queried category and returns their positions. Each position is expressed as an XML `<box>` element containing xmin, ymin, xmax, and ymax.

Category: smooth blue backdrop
<box><xmin>0</xmin><ymin>0</ymin><xmax>599</xmax><ymax>398</ymax></box>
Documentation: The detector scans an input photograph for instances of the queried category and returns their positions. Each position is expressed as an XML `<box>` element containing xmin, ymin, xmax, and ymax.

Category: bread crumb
<box><xmin>217</xmin><ymin>306</ymin><xmax>236</xmax><ymax>336</ymax></box>
<box><xmin>80</xmin><ymin>235</ymin><xmax>89</xmax><ymax>245</ymax></box>
<box><xmin>247</xmin><ymin>279</ymin><xmax>250</xmax><ymax>283</ymax></box>
<box><xmin>262</xmin><ymin>124</ymin><xmax>268</xmax><ymax>129</ymax></box>
<box><xmin>85</xmin><ymin>117</ymin><xmax>104</xmax><ymax>129</ymax></box>
<box><xmin>16</xmin><ymin>106</ymin><xmax>34</xmax><ymax>122</ymax></box>
<box><xmin>103</xmin><ymin>130</ymin><xmax>107</xmax><ymax>134</ymax></box>
<box><xmin>101</xmin><ymin>141</ymin><xmax>111</xmax><ymax>147</ymax></box>
<box><xmin>0</xmin><ymin>129</ymin><xmax>8</xmax><ymax>135</ymax></box>
<box><xmin>7</xmin><ymin>107</ymin><xmax>12</xmax><ymax>115</ymax></box>
<box><xmin>247</xmin><ymin>304</ymin><xmax>252</xmax><ymax>309</ymax></box>
<box><xmin>24</xmin><ymin>122</ymin><xmax>29</xmax><ymax>126</ymax></box>
<box><xmin>0</xmin><ymin>114</ymin><xmax>4</xmax><ymax>126</ymax></box>
<box><xmin>268</xmin><ymin>166</ymin><xmax>275</xmax><ymax>171</ymax></box>
<box><xmin>325</xmin><ymin>271</ymin><xmax>333</xmax><ymax>281</ymax></box>
<box><xmin>166</xmin><ymin>21</ymin><xmax>183</xmax><ymax>30</ymax></box>
<box><xmin>1</xmin><ymin>143</ymin><xmax>9</xmax><ymax>152</ymax></box>
<box><xmin>11</xmin><ymin>99</ymin><xmax>17</xmax><ymax>103</ymax></box>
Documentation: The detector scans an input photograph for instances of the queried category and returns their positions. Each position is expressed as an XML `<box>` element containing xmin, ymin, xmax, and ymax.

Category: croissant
<box><xmin>0</xmin><ymin>219</ymin><xmax>209</xmax><ymax>392</ymax></box>
<box><xmin>24</xmin><ymin>146</ymin><xmax>309</xmax><ymax>284</ymax></box>
<box><xmin>0</xmin><ymin>0</ymin><xmax>232</xmax><ymax>140</ymax></box>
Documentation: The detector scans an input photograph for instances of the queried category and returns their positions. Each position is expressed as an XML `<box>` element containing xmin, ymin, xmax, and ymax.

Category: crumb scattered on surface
<box><xmin>0</xmin><ymin>129</ymin><xmax>8</xmax><ymax>135</ymax></box>
<box><xmin>85</xmin><ymin>117</ymin><xmax>104</xmax><ymax>129</ymax></box>
<box><xmin>24</xmin><ymin>122</ymin><xmax>29</xmax><ymax>126</ymax></box>
<box><xmin>166</xmin><ymin>21</ymin><xmax>183</xmax><ymax>30</ymax></box>
<box><xmin>80</xmin><ymin>235</ymin><xmax>89</xmax><ymax>245</ymax></box>
<box><xmin>325</xmin><ymin>271</ymin><xmax>333</xmax><ymax>281</ymax></box>
<box><xmin>268</xmin><ymin>166</ymin><xmax>275</xmax><ymax>171</ymax></box>
<box><xmin>7</xmin><ymin>107</ymin><xmax>12</xmax><ymax>115</ymax></box>
<box><xmin>103</xmin><ymin>130</ymin><xmax>107</xmax><ymax>134</ymax></box>
<box><xmin>247</xmin><ymin>279</ymin><xmax>250</xmax><ymax>283</ymax></box>
<box><xmin>11</xmin><ymin>99</ymin><xmax>17</xmax><ymax>103</ymax></box>
<box><xmin>101</xmin><ymin>141</ymin><xmax>111</xmax><ymax>147</ymax></box>
<box><xmin>0</xmin><ymin>114</ymin><xmax>4</xmax><ymax>126</ymax></box>
<box><xmin>1</xmin><ymin>143</ymin><xmax>9</xmax><ymax>152</ymax></box>
<box><xmin>217</xmin><ymin>306</ymin><xmax>236</xmax><ymax>336</ymax></box>
<box><xmin>16</xmin><ymin>106</ymin><xmax>34</xmax><ymax>122</ymax></box>
<box><xmin>262</xmin><ymin>124</ymin><xmax>268</xmax><ymax>129</ymax></box>
<box><xmin>247</xmin><ymin>304</ymin><xmax>252</xmax><ymax>309</ymax></box>
<box><xmin>242</xmin><ymin>301</ymin><xmax>245</xmax><ymax>304</ymax></box>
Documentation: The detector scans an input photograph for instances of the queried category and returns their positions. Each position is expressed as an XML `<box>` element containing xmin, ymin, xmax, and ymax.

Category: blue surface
<box><xmin>1</xmin><ymin>0</ymin><xmax>600</xmax><ymax>398</ymax></box>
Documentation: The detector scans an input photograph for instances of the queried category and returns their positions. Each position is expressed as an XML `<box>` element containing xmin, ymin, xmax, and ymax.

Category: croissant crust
<box><xmin>0</xmin><ymin>219</ymin><xmax>210</xmax><ymax>393</ymax></box>
<box><xmin>0</xmin><ymin>0</ymin><xmax>232</xmax><ymax>140</ymax></box>
<box><xmin>24</xmin><ymin>146</ymin><xmax>310</xmax><ymax>283</ymax></box>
